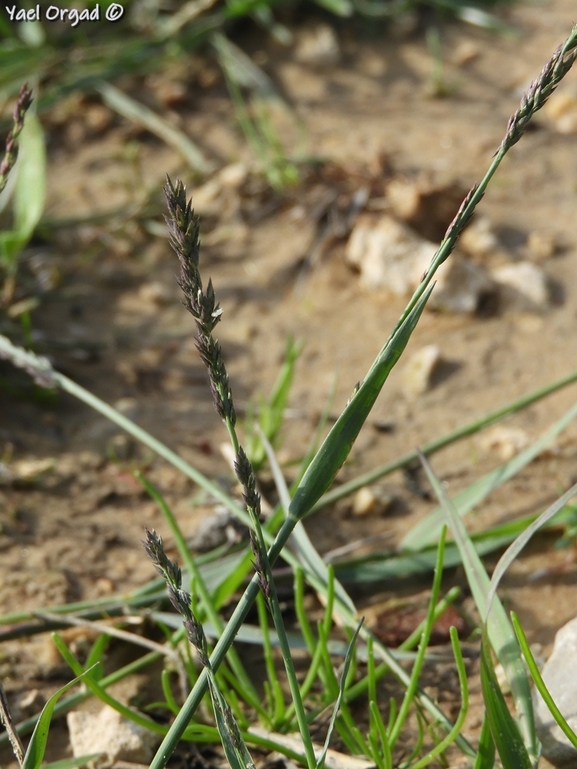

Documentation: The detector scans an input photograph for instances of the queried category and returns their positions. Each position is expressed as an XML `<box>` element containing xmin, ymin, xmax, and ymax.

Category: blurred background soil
<box><xmin>1</xmin><ymin>0</ymin><xmax>577</xmax><ymax>764</ymax></box>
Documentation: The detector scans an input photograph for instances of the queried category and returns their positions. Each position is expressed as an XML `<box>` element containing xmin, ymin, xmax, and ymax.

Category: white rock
<box><xmin>352</xmin><ymin>486</ymin><xmax>395</xmax><ymax>516</ymax></box>
<box><xmin>533</xmin><ymin>617</ymin><xmax>577</xmax><ymax>766</ymax></box>
<box><xmin>346</xmin><ymin>215</ymin><xmax>494</xmax><ymax>314</ymax></box>
<box><xmin>67</xmin><ymin>706</ymin><xmax>159</xmax><ymax>768</ymax></box>
<box><xmin>492</xmin><ymin>261</ymin><xmax>550</xmax><ymax>310</ymax></box>
<box><xmin>479</xmin><ymin>425</ymin><xmax>530</xmax><ymax>461</ymax></box>
<box><xmin>429</xmin><ymin>258</ymin><xmax>494</xmax><ymax>314</ymax></box>
<box><xmin>402</xmin><ymin>345</ymin><xmax>442</xmax><ymax>397</ymax></box>
<box><xmin>346</xmin><ymin>215</ymin><xmax>435</xmax><ymax>294</ymax></box>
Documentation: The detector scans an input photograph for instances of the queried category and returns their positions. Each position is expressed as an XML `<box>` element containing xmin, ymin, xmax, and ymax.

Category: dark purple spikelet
<box><xmin>234</xmin><ymin>446</ymin><xmax>261</xmax><ymax>520</ymax></box>
<box><xmin>500</xmin><ymin>31</ymin><xmax>577</xmax><ymax>152</ymax></box>
<box><xmin>165</xmin><ymin>177</ymin><xmax>236</xmax><ymax>425</ymax></box>
<box><xmin>142</xmin><ymin>528</ymin><xmax>210</xmax><ymax>665</ymax></box>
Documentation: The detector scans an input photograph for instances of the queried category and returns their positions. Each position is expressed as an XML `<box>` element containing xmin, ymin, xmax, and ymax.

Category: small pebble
<box><xmin>492</xmin><ymin>261</ymin><xmax>550</xmax><ymax>310</ymax></box>
<box><xmin>402</xmin><ymin>345</ymin><xmax>442</xmax><ymax>397</ymax></box>
<box><xmin>479</xmin><ymin>425</ymin><xmax>529</xmax><ymax>461</ymax></box>
<box><xmin>351</xmin><ymin>487</ymin><xmax>395</xmax><ymax>517</ymax></box>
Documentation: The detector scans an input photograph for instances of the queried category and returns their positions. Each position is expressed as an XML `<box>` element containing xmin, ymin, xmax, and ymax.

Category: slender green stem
<box><xmin>389</xmin><ymin>529</ymin><xmax>447</xmax><ymax>748</ymax></box>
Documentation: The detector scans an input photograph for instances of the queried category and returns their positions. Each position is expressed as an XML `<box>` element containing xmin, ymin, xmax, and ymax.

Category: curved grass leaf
<box><xmin>402</xmin><ymin>396</ymin><xmax>577</xmax><ymax>551</ymax></box>
<box><xmin>485</xmin><ymin>481</ymin><xmax>577</xmax><ymax>620</ymax></box>
<box><xmin>419</xmin><ymin>453</ymin><xmax>538</xmax><ymax>761</ymax></box>
<box><xmin>22</xmin><ymin>666</ymin><xmax>98</xmax><ymax>769</ymax></box>
<box><xmin>512</xmin><ymin>611</ymin><xmax>577</xmax><ymax>752</ymax></box>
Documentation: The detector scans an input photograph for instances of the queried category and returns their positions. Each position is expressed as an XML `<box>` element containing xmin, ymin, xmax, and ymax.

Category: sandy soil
<box><xmin>2</xmin><ymin>1</ymin><xmax>577</xmax><ymax>765</ymax></box>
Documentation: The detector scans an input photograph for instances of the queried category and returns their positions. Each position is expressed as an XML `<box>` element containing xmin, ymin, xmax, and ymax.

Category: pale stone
<box><xmin>533</xmin><ymin>617</ymin><xmax>577</xmax><ymax>766</ymax></box>
<box><xmin>137</xmin><ymin>281</ymin><xmax>173</xmax><ymax>307</ymax></box>
<box><xmin>385</xmin><ymin>176</ymin><xmax>467</xmax><ymax>242</ymax></box>
<box><xmin>402</xmin><ymin>345</ymin><xmax>442</xmax><ymax>397</ymax></box>
<box><xmin>346</xmin><ymin>215</ymin><xmax>494</xmax><ymax>314</ymax></box>
<box><xmin>429</xmin><ymin>258</ymin><xmax>494</xmax><ymax>314</ymax></box>
<box><xmin>452</xmin><ymin>40</ymin><xmax>480</xmax><ymax>66</ymax></box>
<box><xmin>218</xmin><ymin>162</ymin><xmax>248</xmax><ymax>189</ymax></box>
<box><xmin>346</xmin><ymin>215</ymin><xmax>436</xmax><ymax>294</ymax></box>
<box><xmin>492</xmin><ymin>261</ymin><xmax>550</xmax><ymax>310</ymax></box>
<box><xmin>67</xmin><ymin>706</ymin><xmax>159</xmax><ymax>768</ymax></box>
<box><xmin>351</xmin><ymin>487</ymin><xmax>395</xmax><ymax>517</ymax></box>
<box><xmin>479</xmin><ymin>425</ymin><xmax>530</xmax><ymax>461</ymax></box>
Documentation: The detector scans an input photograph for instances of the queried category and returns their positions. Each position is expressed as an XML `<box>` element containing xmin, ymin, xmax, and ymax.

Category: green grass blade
<box><xmin>480</xmin><ymin>629</ymin><xmax>532</xmax><ymax>769</ymax></box>
<box><xmin>410</xmin><ymin>627</ymin><xmax>469</xmax><ymax>769</ymax></box>
<box><xmin>403</xmin><ymin>397</ymin><xmax>577</xmax><ymax>550</ymax></box>
<box><xmin>314</xmin><ymin>369</ymin><xmax>577</xmax><ymax>514</ymax></box>
<box><xmin>419</xmin><ymin>453</ymin><xmax>538</xmax><ymax>761</ymax></box>
<box><xmin>512</xmin><ymin>611</ymin><xmax>577</xmax><ymax>751</ymax></box>
<box><xmin>485</xmin><ymin>481</ymin><xmax>577</xmax><ymax>619</ymax></box>
<box><xmin>14</xmin><ymin>112</ymin><xmax>45</xmax><ymax>241</ymax></box>
<box><xmin>260</xmin><ymin>427</ymin><xmax>356</xmax><ymax>614</ymax></box>
<box><xmin>22</xmin><ymin>666</ymin><xmax>99</xmax><ymax>769</ymax></box>
<box><xmin>473</xmin><ymin>715</ymin><xmax>495</xmax><ymax>769</ymax></box>
<box><xmin>41</xmin><ymin>756</ymin><xmax>103</xmax><ymax>769</ymax></box>
<box><xmin>95</xmin><ymin>82</ymin><xmax>215</xmax><ymax>174</ymax></box>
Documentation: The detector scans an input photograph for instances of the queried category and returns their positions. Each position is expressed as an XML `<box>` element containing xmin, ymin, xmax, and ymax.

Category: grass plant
<box><xmin>1</xmin><ymin>19</ymin><xmax>577</xmax><ymax>769</ymax></box>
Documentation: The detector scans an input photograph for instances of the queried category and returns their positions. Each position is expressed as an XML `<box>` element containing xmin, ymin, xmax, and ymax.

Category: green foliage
<box><xmin>22</xmin><ymin>667</ymin><xmax>98</xmax><ymax>769</ymax></box>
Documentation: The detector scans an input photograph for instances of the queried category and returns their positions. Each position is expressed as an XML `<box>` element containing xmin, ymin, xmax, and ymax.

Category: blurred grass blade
<box><xmin>313</xmin><ymin>0</ymin><xmax>354</xmax><ymax>16</ymax></box>
<box><xmin>95</xmin><ymin>82</ymin><xmax>215</xmax><ymax>175</ymax></box>
<box><xmin>14</xmin><ymin>112</ymin><xmax>45</xmax><ymax>238</ymax></box>
<box><xmin>246</xmin><ymin>337</ymin><xmax>302</xmax><ymax>469</ymax></box>
<box><xmin>41</xmin><ymin>756</ymin><xmax>104</xmax><ymax>769</ymax></box>
<box><xmin>22</xmin><ymin>666</ymin><xmax>99</xmax><ymax>769</ymax></box>
<box><xmin>419</xmin><ymin>452</ymin><xmax>538</xmax><ymax>761</ymax></box>
<box><xmin>402</xmin><ymin>397</ymin><xmax>577</xmax><ymax>550</ymax></box>
<box><xmin>212</xmin><ymin>32</ymin><xmax>277</xmax><ymax>97</ymax></box>
<box><xmin>480</xmin><ymin>629</ymin><xmax>532</xmax><ymax>769</ymax></box>
<box><xmin>486</xmin><ymin>481</ymin><xmax>577</xmax><ymax>620</ymax></box>
<box><xmin>511</xmin><ymin>611</ymin><xmax>577</xmax><ymax>751</ymax></box>
<box><xmin>0</xmin><ymin>111</ymin><xmax>46</xmax><ymax>269</ymax></box>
